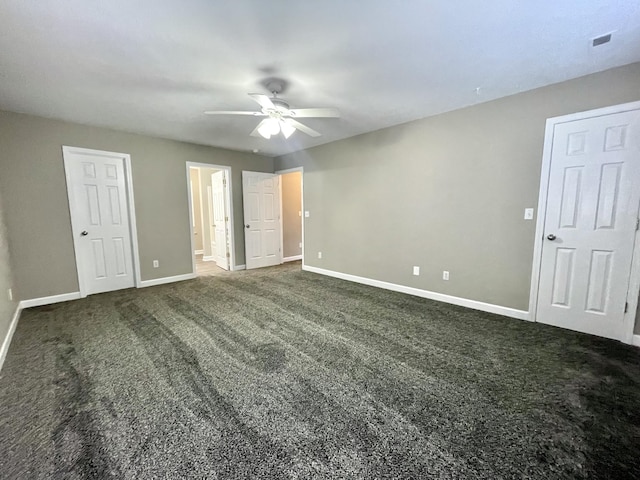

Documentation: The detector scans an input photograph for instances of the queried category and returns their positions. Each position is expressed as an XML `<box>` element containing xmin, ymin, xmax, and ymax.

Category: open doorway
<box><xmin>186</xmin><ymin>162</ymin><xmax>235</xmax><ymax>276</ymax></box>
<box><xmin>277</xmin><ymin>167</ymin><xmax>304</xmax><ymax>266</ymax></box>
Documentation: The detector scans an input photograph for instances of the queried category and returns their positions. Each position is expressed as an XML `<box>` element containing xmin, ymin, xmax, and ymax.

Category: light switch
<box><xmin>305</xmin><ymin>211</ymin><xmax>310</xmax><ymax>218</ymax></box>
<box><xmin>524</xmin><ymin>208</ymin><xmax>534</xmax><ymax>220</ymax></box>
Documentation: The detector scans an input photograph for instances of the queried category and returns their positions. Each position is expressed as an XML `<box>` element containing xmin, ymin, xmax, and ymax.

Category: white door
<box><xmin>242</xmin><ymin>171</ymin><xmax>282</xmax><ymax>269</ymax></box>
<box><xmin>536</xmin><ymin>108</ymin><xmax>640</xmax><ymax>341</ymax></box>
<box><xmin>63</xmin><ymin>147</ymin><xmax>136</xmax><ymax>296</ymax></box>
<box><xmin>212</xmin><ymin>170</ymin><xmax>229</xmax><ymax>270</ymax></box>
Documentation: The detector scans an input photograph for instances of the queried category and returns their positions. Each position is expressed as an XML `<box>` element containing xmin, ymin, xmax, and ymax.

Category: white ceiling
<box><xmin>1</xmin><ymin>1</ymin><xmax>639</xmax><ymax>157</ymax></box>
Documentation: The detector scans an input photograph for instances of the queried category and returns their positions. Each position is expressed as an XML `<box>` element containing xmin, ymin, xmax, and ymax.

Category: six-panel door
<box><xmin>65</xmin><ymin>150</ymin><xmax>135</xmax><ymax>296</ymax></box>
<box><xmin>536</xmin><ymin>109</ymin><xmax>640</xmax><ymax>340</ymax></box>
<box><xmin>242</xmin><ymin>171</ymin><xmax>282</xmax><ymax>270</ymax></box>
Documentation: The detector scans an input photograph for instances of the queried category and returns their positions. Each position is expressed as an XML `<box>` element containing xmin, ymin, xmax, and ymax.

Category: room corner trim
<box><xmin>283</xmin><ymin>255</ymin><xmax>302</xmax><ymax>263</ymax></box>
<box><xmin>232</xmin><ymin>264</ymin><xmax>246</xmax><ymax>271</ymax></box>
<box><xmin>632</xmin><ymin>335</ymin><xmax>640</xmax><ymax>348</ymax></box>
<box><xmin>0</xmin><ymin>305</ymin><xmax>22</xmax><ymax>372</ymax></box>
<box><xmin>139</xmin><ymin>273</ymin><xmax>196</xmax><ymax>288</ymax></box>
<box><xmin>19</xmin><ymin>292</ymin><xmax>82</xmax><ymax>309</ymax></box>
<box><xmin>194</xmin><ymin>250</ymin><xmax>204</xmax><ymax>255</ymax></box>
<box><xmin>202</xmin><ymin>256</ymin><xmax>215</xmax><ymax>262</ymax></box>
<box><xmin>302</xmin><ymin>265</ymin><xmax>530</xmax><ymax>321</ymax></box>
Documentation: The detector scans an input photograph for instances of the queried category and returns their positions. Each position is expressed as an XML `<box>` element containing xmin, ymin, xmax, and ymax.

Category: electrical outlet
<box><xmin>298</xmin><ymin>211</ymin><xmax>302</xmax><ymax>217</ymax></box>
<box><xmin>7</xmin><ymin>288</ymin><xmax>12</xmax><ymax>301</ymax></box>
<box><xmin>305</xmin><ymin>211</ymin><xmax>310</xmax><ymax>218</ymax></box>
<box><xmin>443</xmin><ymin>271</ymin><xmax>450</xmax><ymax>281</ymax></box>
<box><xmin>153</xmin><ymin>260</ymin><xmax>159</xmax><ymax>268</ymax></box>
<box><xmin>413</xmin><ymin>266</ymin><xmax>420</xmax><ymax>276</ymax></box>
<box><xmin>318</xmin><ymin>251</ymin><xmax>322</xmax><ymax>259</ymax></box>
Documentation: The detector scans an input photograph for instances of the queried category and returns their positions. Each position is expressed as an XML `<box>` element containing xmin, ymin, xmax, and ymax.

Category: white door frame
<box><xmin>528</xmin><ymin>100</ymin><xmax>640</xmax><ymax>345</ymax></box>
<box><xmin>185</xmin><ymin>162</ymin><xmax>236</xmax><ymax>273</ymax></box>
<box><xmin>276</xmin><ymin>167</ymin><xmax>305</xmax><ymax>265</ymax></box>
<box><xmin>62</xmin><ymin>146</ymin><xmax>142</xmax><ymax>296</ymax></box>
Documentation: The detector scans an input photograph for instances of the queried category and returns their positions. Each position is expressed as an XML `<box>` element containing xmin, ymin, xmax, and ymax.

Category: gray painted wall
<box><xmin>0</xmin><ymin>111</ymin><xmax>273</xmax><ymax>300</ymax></box>
<box><xmin>275</xmin><ymin>63</ymin><xmax>640</xmax><ymax>326</ymax></box>
<box><xmin>0</xmin><ymin>191</ymin><xmax>18</xmax><ymax>348</ymax></box>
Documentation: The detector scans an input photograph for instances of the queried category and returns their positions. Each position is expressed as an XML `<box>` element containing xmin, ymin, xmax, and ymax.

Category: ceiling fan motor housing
<box><xmin>261</xmin><ymin>77</ymin><xmax>288</xmax><ymax>95</ymax></box>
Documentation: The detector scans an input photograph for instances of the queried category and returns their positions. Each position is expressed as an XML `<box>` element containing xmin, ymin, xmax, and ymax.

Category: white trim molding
<box><xmin>232</xmin><ymin>264</ymin><xmax>246</xmax><ymax>271</ymax></box>
<box><xmin>20</xmin><ymin>292</ymin><xmax>82</xmax><ymax>309</ymax></box>
<box><xmin>303</xmin><ymin>265</ymin><xmax>530</xmax><ymax>321</ymax></box>
<box><xmin>283</xmin><ymin>255</ymin><xmax>302</xmax><ymax>263</ymax></box>
<box><xmin>0</xmin><ymin>305</ymin><xmax>22</xmax><ymax>372</ymax></box>
<box><xmin>202</xmin><ymin>255</ymin><xmax>215</xmax><ymax>262</ymax></box>
<box><xmin>633</xmin><ymin>335</ymin><xmax>640</xmax><ymax>348</ymax></box>
<box><xmin>138</xmin><ymin>273</ymin><xmax>196</xmax><ymax>288</ymax></box>
<box><xmin>194</xmin><ymin>249</ymin><xmax>204</xmax><ymax>255</ymax></box>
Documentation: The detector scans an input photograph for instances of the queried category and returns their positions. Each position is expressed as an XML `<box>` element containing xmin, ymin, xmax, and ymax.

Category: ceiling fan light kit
<box><xmin>204</xmin><ymin>78</ymin><xmax>340</xmax><ymax>140</ymax></box>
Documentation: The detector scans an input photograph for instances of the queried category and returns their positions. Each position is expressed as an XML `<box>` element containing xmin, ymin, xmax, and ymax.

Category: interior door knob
<box><xmin>81</xmin><ymin>231</ymin><xmax>88</xmax><ymax>236</ymax></box>
<box><xmin>245</xmin><ymin>224</ymin><xmax>250</xmax><ymax>229</ymax></box>
<box><xmin>546</xmin><ymin>234</ymin><xmax>556</xmax><ymax>241</ymax></box>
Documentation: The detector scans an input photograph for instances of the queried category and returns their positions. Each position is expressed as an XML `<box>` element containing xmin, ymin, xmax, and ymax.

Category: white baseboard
<box><xmin>139</xmin><ymin>273</ymin><xmax>196</xmax><ymax>288</ymax></box>
<box><xmin>202</xmin><ymin>256</ymin><xmax>215</xmax><ymax>262</ymax></box>
<box><xmin>0</xmin><ymin>304</ymin><xmax>21</xmax><ymax>372</ymax></box>
<box><xmin>633</xmin><ymin>335</ymin><xmax>640</xmax><ymax>347</ymax></box>
<box><xmin>302</xmin><ymin>265</ymin><xmax>530</xmax><ymax>321</ymax></box>
<box><xmin>20</xmin><ymin>292</ymin><xmax>81</xmax><ymax>309</ymax></box>
<box><xmin>232</xmin><ymin>264</ymin><xmax>246</xmax><ymax>271</ymax></box>
<box><xmin>283</xmin><ymin>255</ymin><xmax>302</xmax><ymax>263</ymax></box>
<box><xmin>194</xmin><ymin>250</ymin><xmax>204</xmax><ymax>255</ymax></box>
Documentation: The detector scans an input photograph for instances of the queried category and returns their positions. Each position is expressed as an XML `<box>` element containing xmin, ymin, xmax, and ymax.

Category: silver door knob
<box><xmin>81</xmin><ymin>231</ymin><xmax>88</xmax><ymax>236</ymax></box>
<box><xmin>546</xmin><ymin>234</ymin><xmax>556</xmax><ymax>241</ymax></box>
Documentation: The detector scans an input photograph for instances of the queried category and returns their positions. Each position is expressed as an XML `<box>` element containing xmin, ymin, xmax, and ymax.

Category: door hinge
<box><xmin>226</xmin><ymin>252</ymin><xmax>230</xmax><ymax>257</ymax></box>
<box><xmin>225</xmin><ymin>216</ymin><xmax>229</xmax><ymax>221</ymax></box>
<box><xmin>636</xmin><ymin>218</ymin><xmax>639</xmax><ymax>231</ymax></box>
<box><xmin>624</xmin><ymin>302</ymin><xmax>628</xmax><ymax>313</ymax></box>
<box><xmin>223</xmin><ymin>178</ymin><xmax>227</xmax><ymax>186</ymax></box>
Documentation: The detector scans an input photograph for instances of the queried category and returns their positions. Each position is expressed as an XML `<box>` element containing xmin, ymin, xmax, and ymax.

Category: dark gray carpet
<box><xmin>1</xmin><ymin>262</ymin><xmax>639</xmax><ymax>479</ymax></box>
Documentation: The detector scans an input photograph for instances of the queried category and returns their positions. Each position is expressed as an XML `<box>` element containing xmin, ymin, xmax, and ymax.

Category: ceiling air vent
<box><xmin>592</xmin><ymin>33</ymin><xmax>612</xmax><ymax>47</ymax></box>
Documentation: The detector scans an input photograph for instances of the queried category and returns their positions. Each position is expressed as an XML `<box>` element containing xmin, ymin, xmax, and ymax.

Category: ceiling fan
<box><xmin>204</xmin><ymin>79</ymin><xmax>340</xmax><ymax>139</ymax></box>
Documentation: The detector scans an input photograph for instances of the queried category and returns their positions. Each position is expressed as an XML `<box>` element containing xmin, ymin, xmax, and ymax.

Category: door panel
<box><xmin>536</xmin><ymin>108</ymin><xmax>640</xmax><ymax>341</ymax></box>
<box><xmin>92</xmin><ymin>239</ymin><xmax>107</xmax><ymax>279</ymax></box>
<box><xmin>113</xmin><ymin>237</ymin><xmax>128</xmax><ymax>276</ymax></box>
<box><xmin>550</xmin><ymin>248</ymin><xmax>575</xmax><ymax>307</ymax></box>
<box><xmin>64</xmin><ymin>148</ymin><xmax>135</xmax><ymax>296</ymax></box>
<box><xmin>558</xmin><ymin>167</ymin><xmax>581</xmax><ymax>228</ymax></box>
<box><xmin>585</xmin><ymin>250</ymin><xmax>612</xmax><ymax>313</ymax></box>
<box><xmin>242</xmin><ymin>171</ymin><xmax>282</xmax><ymax>269</ymax></box>
<box><xmin>211</xmin><ymin>170</ymin><xmax>229</xmax><ymax>270</ymax></box>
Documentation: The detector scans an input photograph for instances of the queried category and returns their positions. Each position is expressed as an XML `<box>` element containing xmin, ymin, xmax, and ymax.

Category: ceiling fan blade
<box><xmin>248</xmin><ymin>94</ymin><xmax>276</xmax><ymax>110</ymax></box>
<box><xmin>250</xmin><ymin>119</ymin><xmax>271</xmax><ymax>138</ymax></box>
<box><xmin>285</xmin><ymin>118</ymin><xmax>321</xmax><ymax>137</ymax></box>
<box><xmin>289</xmin><ymin>107</ymin><xmax>340</xmax><ymax>118</ymax></box>
<box><xmin>204</xmin><ymin>110</ymin><xmax>265</xmax><ymax>116</ymax></box>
